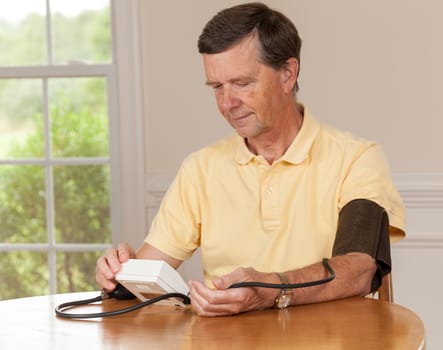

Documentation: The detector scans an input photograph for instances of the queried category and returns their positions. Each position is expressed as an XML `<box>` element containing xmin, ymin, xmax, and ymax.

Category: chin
<box><xmin>231</xmin><ymin>122</ymin><xmax>260</xmax><ymax>139</ymax></box>
<box><xmin>233</xmin><ymin>127</ymin><xmax>250</xmax><ymax>138</ymax></box>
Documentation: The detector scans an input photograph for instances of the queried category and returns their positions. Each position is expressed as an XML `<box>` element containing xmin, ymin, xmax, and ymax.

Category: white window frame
<box><xmin>111</xmin><ymin>0</ymin><xmax>147</xmax><ymax>248</ymax></box>
<box><xmin>0</xmin><ymin>0</ymin><xmax>146</xmax><ymax>294</ymax></box>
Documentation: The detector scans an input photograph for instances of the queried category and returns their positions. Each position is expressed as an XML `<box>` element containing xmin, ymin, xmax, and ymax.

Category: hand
<box><xmin>188</xmin><ymin>267</ymin><xmax>278</xmax><ymax>317</ymax></box>
<box><xmin>95</xmin><ymin>242</ymin><xmax>135</xmax><ymax>291</ymax></box>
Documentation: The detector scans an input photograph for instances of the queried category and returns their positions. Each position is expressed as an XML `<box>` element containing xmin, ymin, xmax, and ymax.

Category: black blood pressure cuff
<box><xmin>332</xmin><ymin>199</ymin><xmax>391</xmax><ymax>293</ymax></box>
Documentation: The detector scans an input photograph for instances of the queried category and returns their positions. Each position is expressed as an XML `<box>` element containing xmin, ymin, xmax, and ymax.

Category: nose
<box><xmin>219</xmin><ymin>86</ymin><xmax>241</xmax><ymax>112</ymax></box>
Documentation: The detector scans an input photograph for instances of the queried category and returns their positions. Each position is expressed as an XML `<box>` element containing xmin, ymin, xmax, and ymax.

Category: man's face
<box><xmin>203</xmin><ymin>35</ymin><xmax>290</xmax><ymax>140</ymax></box>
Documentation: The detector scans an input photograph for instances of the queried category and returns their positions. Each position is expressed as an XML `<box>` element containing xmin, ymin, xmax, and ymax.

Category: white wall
<box><xmin>138</xmin><ymin>1</ymin><xmax>443</xmax><ymax>348</ymax></box>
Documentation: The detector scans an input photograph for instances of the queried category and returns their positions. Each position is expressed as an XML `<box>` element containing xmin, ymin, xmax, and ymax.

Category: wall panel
<box><xmin>139</xmin><ymin>1</ymin><xmax>443</xmax><ymax>347</ymax></box>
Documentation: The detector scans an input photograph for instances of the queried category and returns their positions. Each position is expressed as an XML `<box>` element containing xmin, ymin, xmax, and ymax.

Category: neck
<box><xmin>247</xmin><ymin>103</ymin><xmax>304</xmax><ymax>165</ymax></box>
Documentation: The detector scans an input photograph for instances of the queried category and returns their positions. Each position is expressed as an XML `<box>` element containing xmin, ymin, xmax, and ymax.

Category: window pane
<box><xmin>49</xmin><ymin>77</ymin><xmax>109</xmax><ymax>157</ymax></box>
<box><xmin>0</xmin><ymin>0</ymin><xmax>115</xmax><ymax>300</ymax></box>
<box><xmin>0</xmin><ymin>79</ymin><xmax>44</xmax><ymax>159</ymax></box>
<box><xmin>51</xmin><ymin>0</ymin><xmax>111</xmax><ymax>64</ymax></box>
<box><xmin>0</xmin><ymin>1</ymin><xmax>47</xmax><ymax>66</ymax></box>
<box><xmin>56</xmin><ymin>251</ymin><xmax>103</xmax><ymax>293</ymax></box>
<box><xmin>0</xmin><ymin>251</ymin><xmax>48</xmax><ymax>299</ymax></box>
<box><xmin>54</xmin><ymin>165</ymin><xmax>110</xmax><ymax>244</ymax></box>
<box><xmin>0</xmin><ymin>165</ymin><xmax>46</xmax><ymax>243</ymax></box>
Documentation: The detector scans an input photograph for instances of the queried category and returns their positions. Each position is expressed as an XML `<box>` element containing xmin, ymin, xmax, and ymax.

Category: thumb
<box><xmin>212</xmin><ymin>275</ymin><xmax>230</xmax><ymax>290</ymax></box>
<box><xmin>212</xmin><ymin>269</ymin><xmax>244</xmax><ymax>290</ymax></box>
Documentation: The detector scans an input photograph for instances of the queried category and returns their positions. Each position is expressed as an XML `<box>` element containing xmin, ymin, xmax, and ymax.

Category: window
<box><xmin>0</xmin><ymin>0</ymin><xmax>145</xmax><ymax>299</ymax></box>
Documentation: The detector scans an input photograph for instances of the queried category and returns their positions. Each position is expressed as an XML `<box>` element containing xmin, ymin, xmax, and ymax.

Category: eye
<box><xmin>234</xmin><ymin>80</ymin><xmax>256</xmax><ymax>90</ymax></box>
<box><xmin>211</xmin><ymin>84</ymin><xmax>222</xmax><ymax>90</ymax></box>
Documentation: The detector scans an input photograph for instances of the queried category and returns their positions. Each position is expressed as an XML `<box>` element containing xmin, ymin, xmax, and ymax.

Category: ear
<box><xmin>280</xmin><ymin>57</ymin><xmax>299</xmax><ymax>94</ymax></box>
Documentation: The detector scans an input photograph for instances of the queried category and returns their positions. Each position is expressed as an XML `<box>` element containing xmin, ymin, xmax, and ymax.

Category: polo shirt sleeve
<box><xmin>339</xmin><ymin>143</ymin><xmax>405</xmax><ymax>242</ymax></box>
<box><xmin>145</xmin><ymin>155</ymin><xmax>202</xmax><ymax>261</ymax></box>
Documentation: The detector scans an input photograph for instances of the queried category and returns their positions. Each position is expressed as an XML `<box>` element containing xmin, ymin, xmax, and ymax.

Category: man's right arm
<box><xmin>95</xmin><ymin>242</ymin><xmax>183</xmax><ymax>291</ymax></box>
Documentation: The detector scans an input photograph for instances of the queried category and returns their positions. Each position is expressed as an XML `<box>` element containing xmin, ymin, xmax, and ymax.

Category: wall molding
<box><xmin>394</xmin><ymin>234</ymin><xmax>443</xmax><ymax>248</ymax></box>
<box><xmin>146</xmin><ymin>172</ymin><xmax>175</xmax><ymax>208</ymax></box>
<box><xmin>393</xmin><ymin>172</ymin><xmax>443</xmax><ymax>208</ymax></box>
<box><xmin>146</xmin><ymin>171</ymin><xmax>443</xmax><ymax>208</ymax></box>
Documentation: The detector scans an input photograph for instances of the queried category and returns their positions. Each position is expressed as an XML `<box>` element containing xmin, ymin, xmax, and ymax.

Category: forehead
<box><xmin>203</xmin><ymin>36</ymin><xmax>262</xmax><ymax>82</ymax></box>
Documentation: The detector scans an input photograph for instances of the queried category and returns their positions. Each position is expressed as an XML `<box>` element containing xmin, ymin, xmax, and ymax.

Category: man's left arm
<box><xmin>189</xmin><ymin>199</ymin><xmax>390</xmax><ymax>316</ymax></box>
<box><xmin>188</xmin><ymin>252</ymin><xmax>375</xmax><ymax>317</ymax></box>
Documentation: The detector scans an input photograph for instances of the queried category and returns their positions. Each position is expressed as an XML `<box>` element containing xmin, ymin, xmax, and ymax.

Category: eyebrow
<box><xmin>205</xmin><ymin>80</ymin><xmax>220</xmax><ymax>86</ymax></box>
<box><xmin>205</xmin><ymin>76</ymin><xmax>256</xmax><ymax>86</ymax></box>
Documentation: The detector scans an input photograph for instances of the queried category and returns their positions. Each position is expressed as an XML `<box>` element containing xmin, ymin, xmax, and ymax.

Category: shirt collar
<box><xmin>234</xmin><ymin>104</ymin><xmax>320</xmax><ymax>165</ymax></box>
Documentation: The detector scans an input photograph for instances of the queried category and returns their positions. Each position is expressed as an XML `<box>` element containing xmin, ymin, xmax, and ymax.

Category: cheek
<box><xmin>262</xmin><ymin>82</ymin><xmax>285</xmax><ymax>108</ymax></box>
<box><xmin>246</xmin><ymin>89</ymin><xmax>270</xmax><ymax>114</ymax></box>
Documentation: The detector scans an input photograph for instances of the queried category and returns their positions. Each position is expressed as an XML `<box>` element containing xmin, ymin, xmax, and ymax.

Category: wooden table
<box><xmin>0</xmin><ymin>292</ymin><xmax>425</xmax><ymax>349</ymax></box>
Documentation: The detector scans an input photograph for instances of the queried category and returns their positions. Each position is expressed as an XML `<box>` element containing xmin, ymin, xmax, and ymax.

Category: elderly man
<box><xmin>96</xmin><ymin>2</ymin><xmax>405</xmax><ymax>316</ymax></box>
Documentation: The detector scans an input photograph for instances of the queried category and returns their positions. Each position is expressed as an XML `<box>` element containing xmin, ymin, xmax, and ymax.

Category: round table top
<box><xmin>0</xmin><ymin>292</ymin><xmax>425</xmax><ymax>349</ymax></box>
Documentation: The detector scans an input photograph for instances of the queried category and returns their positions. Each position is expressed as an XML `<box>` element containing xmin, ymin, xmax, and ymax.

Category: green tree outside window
<box><xmin>0</xmin><ymin>5</ymin><xmax>112</xmax><ymax>299</ymax></box>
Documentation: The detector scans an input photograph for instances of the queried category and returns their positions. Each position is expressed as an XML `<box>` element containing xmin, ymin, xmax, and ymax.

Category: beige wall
<box><xmin>139</xmin><ymin>1</ymin><xmax>443</xmax><ymax>348</ymax></box>
<box><xmin>141</xmin><ymin>0</ymin><xmax>443</xmax><ymax>174</ymax></box>
<box><xmin>140</xmin><ymin>2</ymin><xmax>231</xmax><ymax>175</ymax></box>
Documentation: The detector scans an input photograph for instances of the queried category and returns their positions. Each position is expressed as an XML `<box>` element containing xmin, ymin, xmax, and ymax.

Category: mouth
<box><xmin>231</xmin><ymin>112</ymin><xmax>253</xmax><ymax>122</ymax></box>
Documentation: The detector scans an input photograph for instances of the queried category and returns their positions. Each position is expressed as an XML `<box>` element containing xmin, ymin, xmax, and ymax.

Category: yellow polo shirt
<box><xmin>146</xmin><ymin>107</ymin><xmax>405</xmax><ymax>286</ymax></box>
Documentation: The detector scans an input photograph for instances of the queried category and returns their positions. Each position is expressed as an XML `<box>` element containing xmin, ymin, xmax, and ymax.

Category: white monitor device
<box><xmin>116</xmin><ymin>259</ymin><xmax>189</xmax><ymax>307</ymax></box>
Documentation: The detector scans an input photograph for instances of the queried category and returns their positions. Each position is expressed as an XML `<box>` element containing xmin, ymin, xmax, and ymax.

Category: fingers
<box><xmin>116</xmin><ymin>242</ymin><xmax>136</xmax><ymax>261</ymax></box>
<box><xmin>189</xmin><ymin>268</ymin><xmax>279</xmax><ymax>316</ymax></box>
<box><xmin>95</xmin><ymin>254</ymin><xmax>117</xmax><ymax>291</ymax></box>
<box><xmin>188</xmin><ymin>280</ymin><xmax>247</xmax><ymax>316</ymax></box>
<box><xmin>95</xmin><ymin>243</ymin><xmax>135</xmax><ymax>291</ymax></box>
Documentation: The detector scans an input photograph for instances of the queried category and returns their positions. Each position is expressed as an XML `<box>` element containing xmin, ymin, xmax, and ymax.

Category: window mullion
<box><xmin>46</xmin><ymin>0</ymin><xmax>53</xmax><ymax>65</ymax></box>
<box><xmin>43</xmin><ymin>78</ymin><xmax>56</xmax><ymax>294</ymax></box>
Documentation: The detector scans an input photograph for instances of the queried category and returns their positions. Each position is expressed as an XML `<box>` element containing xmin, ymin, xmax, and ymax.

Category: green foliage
<box><xmin>57</xmin><ymin>251</ymin><xmax>104</xmax><ymax>293</ymax></box>
<box><xmin>0</xmin><ymin>79</ymin><xmax>43</xmax><ymax>128</ymax></box>
<box><xmin>50</xmin><ymin>78</ymin><xmax>109</xmax><ymax>157</ymax></box>
<box><xmin>0</xmin><ymin>252</ymin><xmax>49</xmax><ymax>299</ymax></box>
<box><xmin>0</xmin><ymin>6</ymin><xmax>113</xmax><ymax>299</ymax></box>
<box><xmin>0</xmin><ymin>7</ymin><xmax>111</xmax><ymax>66</ymax></box>
<box><xmin>52</xmin><ymin>9</ymin><xmax>111</xmax><ymax>63</ymax></box>
<box><xmin>0</xmin><ymin>14</ymin><xmax>47</xmax><ymax>65</ymax></box>
<box><xmin>0</xmin><ymin>164</ymin><xmax>46</xmax><ymax>243</ymax></box>
<box><xmin>0</xmin><ymin>6</ymin><xmax>111</xmax><ymax>123</ymax></box>
<box><xmin>0</xmin><ymin>97</ymin><xmax>111</xmax><ymax>298</ymax></box>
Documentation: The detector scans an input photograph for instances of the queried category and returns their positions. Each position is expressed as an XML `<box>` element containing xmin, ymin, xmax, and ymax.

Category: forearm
<box><xmin>135</xmin><ymin>243</ymin><xmax>183</xmax><ymax>269</ymax></box>
<box><xmin>192</xmin><ymin>252</ymin><xmax>377</xmax><ymax>316</ymax></box>
<box><xmin>283</xmin><ymin>253</ymin><xmax>376</xmax><ymax>306</ymax></box>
